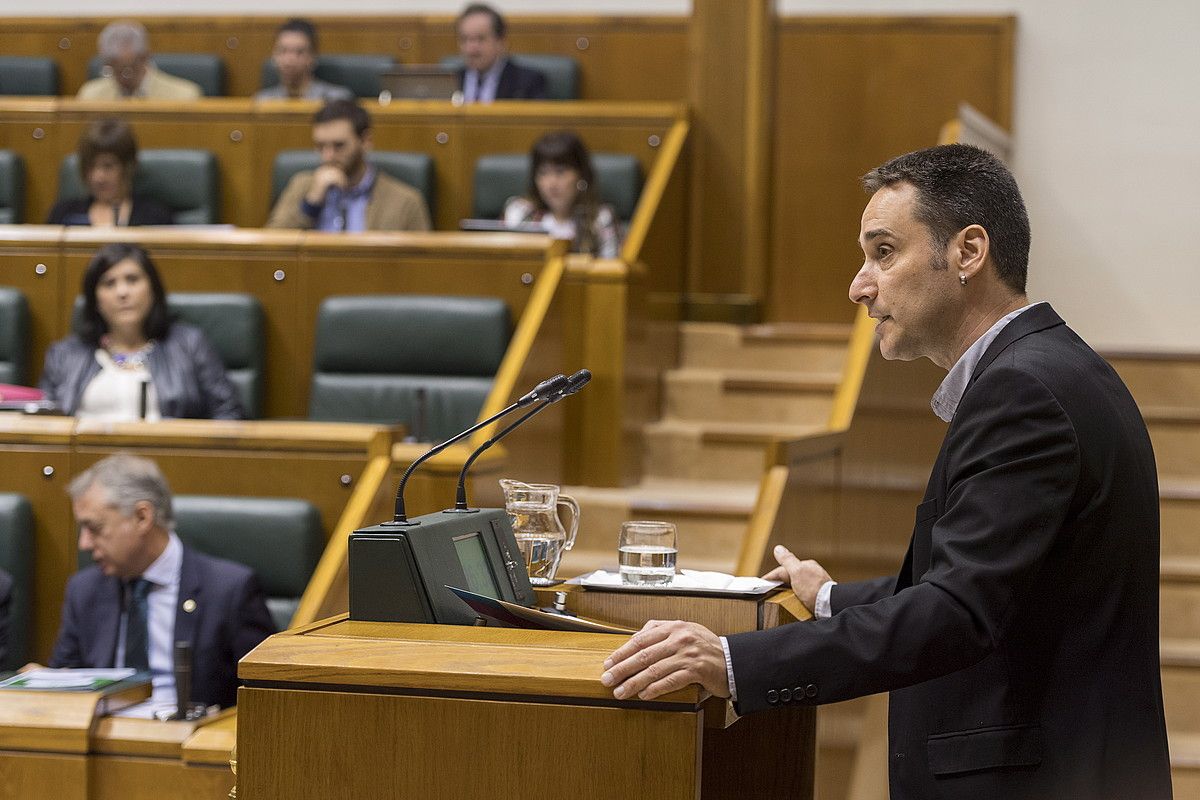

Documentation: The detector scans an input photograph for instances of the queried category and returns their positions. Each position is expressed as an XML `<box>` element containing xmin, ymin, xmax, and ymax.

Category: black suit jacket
<box><xmin>457</xmin><ymin>59</ymin><xmax>548</xmax><ymax>100</ymax></box>
<box><xmin>49</xmin><ymin>545</ymin><xmax>275</xmax><ymax>708</ymax></box>
<box><xmin>45</xmin><ymin>194</ymin><xmax>174</xmax><ymax>226</ymax></box>
<box><xmin>727</xmin><ymin>304</ymin><xmax>1171</xmax><ymax>799</ymax></box>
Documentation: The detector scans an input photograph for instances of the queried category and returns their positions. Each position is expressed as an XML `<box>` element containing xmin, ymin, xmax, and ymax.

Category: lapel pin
<box><xmin>183</xmin><ymin>599</ymin><xmax>197</xmax><ymax>613</ymax></box>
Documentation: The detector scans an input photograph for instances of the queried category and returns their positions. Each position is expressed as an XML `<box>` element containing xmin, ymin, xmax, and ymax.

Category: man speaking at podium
<box><xmin>602</xmin><ymin>145</ymin><xmax>1172</xmax><ymax>799</ymax></box>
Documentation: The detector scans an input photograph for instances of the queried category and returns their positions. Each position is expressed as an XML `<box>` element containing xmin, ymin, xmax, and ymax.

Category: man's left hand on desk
<box><xmin>601</xmin><ymin>619</ymin><xmax>731</xmax><ymax>701</ymax></box>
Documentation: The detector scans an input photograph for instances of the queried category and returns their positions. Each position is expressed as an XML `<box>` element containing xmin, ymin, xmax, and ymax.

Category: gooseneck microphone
<box><xmin>449</xmin><ymin>369</ymin><xmax>591</xmax><ymax>512</ymax></box>
<box><xmin>172</xmin><ymin>641</ymin><xmax>192</xmax><ymax>720</ymax></box>
<box><xmin>383</xmin><ymin>373</ymin><xmax>570</xmax><ymax>526</ymax></box>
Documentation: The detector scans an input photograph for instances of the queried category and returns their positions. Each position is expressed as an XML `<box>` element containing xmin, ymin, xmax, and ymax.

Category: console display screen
<box><xmin>453</xmin><ymin>532</ymin><xmax>500</xmax><ymax>597</ymax></box>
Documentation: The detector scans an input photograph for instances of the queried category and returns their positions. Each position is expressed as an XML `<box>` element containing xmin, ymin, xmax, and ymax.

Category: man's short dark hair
<box><xmin>276</xmin><ymin>18</ymin><xmax>319</xmax><ymax>52</ymax></box>
<box><xmin>457</xmin><ymin>3</ymin><xmax>506</xmax><ymax>39</ymax></box>
<box><xmin>313</xmin><ymin>99</ymin><xmax>371</xmax><ymax>138</ymax></box>
<box><xmin>862</xmin><ymin>143</ymin><xmax>1031</xmax><ymax>293</ymax></box>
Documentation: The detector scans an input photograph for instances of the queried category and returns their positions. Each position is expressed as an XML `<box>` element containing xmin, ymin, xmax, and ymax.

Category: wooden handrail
<box><xmin>290</xmin><ymin>452</ymin><xmax>392</xmax><ymax>628</ymax></box>
<box><xmin>471</xmin><ymin>242</ymin><xmax>568</xmax><ymax>447</ymax></box>
<box><xmin>620</xmin><ymin>116</ymin><xmax>690</xmax><ymax>265</ymax></box>
<box><xmin>827</xmin><ymin>304</ymin><xmax>877</xmax><ymax>432</ymax></box>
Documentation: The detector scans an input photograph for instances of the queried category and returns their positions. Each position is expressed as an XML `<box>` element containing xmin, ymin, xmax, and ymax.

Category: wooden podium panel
<box><xmin>237</xmin><ymin>603</ymin><xmax>814</xmax><ymax>799</ymax></box>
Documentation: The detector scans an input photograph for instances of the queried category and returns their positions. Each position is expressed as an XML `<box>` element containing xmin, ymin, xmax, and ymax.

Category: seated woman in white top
<box><xmin>502</xmin><ymin>130</ymin><xmax>621</xmax><ymax>258</ymax></box>
<box><xmin>39</xmin><ymin>243</ymin><xmax>244</xmax><ymax>421</ymax></box>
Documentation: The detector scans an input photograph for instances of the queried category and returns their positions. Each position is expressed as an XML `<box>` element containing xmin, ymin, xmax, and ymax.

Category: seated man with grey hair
<box><xmin>77</xmin><ymin>20</ymin><xmax>203</xmax><ymax>100</ymax></box>
<box><xmin>49</xmin><ymin>454</ymin><xmax>274</xmax><ymax>713</ymax></box>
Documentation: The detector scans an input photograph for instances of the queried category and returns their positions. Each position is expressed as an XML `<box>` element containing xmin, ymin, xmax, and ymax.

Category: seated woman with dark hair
<box><xmin>39</xmin><ymin>243</ymin><xmax>244</xmax><ymax>420</ymax></box>
<box><xmin>503</xmin><ymin>130</ymin><xmax>621</xmax><ymax>258</ymax></box>
<box><xmin>45</xmin><ymin>119</ymin><xmax>173</xmax><ymax>227</ymax></box>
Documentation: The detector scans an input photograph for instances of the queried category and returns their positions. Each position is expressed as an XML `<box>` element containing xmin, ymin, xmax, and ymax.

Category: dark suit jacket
<box><xmin>727</xmin><ymin>304</ymin><xmax>1171</xmax><ymax>799</ymax></box>
<box><xmin>49</xmin><ymin>545</ymin><xmax>275</xmax><ymax>708</ymax></box>
<box><xmin>457</xmin><ymin>59</ymin><xmax>547</xmax><ymax>100</ymax></box>
<box><xmin>39</xmin><ymin>322</ymin><xmax>245</xmax><ymax>420</ymax></box>
<box><xmin>45</xmin><ymin>194</ymin><xmax>174</xmax><ymax>226</ymax></box>
<box><xmin>0</xmin><ymin>568</ymin><xmax>11</xmax><ymax>666</ymax></box>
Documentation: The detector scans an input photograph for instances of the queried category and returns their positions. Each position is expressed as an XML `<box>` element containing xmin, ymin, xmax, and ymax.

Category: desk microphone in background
<box><xmin>449</xmin><ymin>368</ymin><xmax>591</xmax><ymax>512</ymax></box>
<box><xmin>172</xmin><ymin>641</ymin><xmax>192</xmax><ymax>720</ymax></box>
<box><xmin>137</xmin><ymin>376</ymin><xmax>149</xmax><ymax>420</ymax></box>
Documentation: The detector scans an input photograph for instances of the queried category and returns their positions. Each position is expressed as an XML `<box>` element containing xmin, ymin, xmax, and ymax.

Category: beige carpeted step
<box><xmin>663</xmin><ymin>367</ymin><xmax>839</xmax><ymax>426</ymax></box>
<box><xmin>1147</xmin><ymin>413</ymin><xmax>1200</xmax><ymax>481</ymax></box>
<box><xmin>679</xmin><ymin>321</ymin><xmax>852</xmax><ymax>373</ymax></box>
<box><xmin>1161</xmin><ymin>638</ymin><xmax>1200</xmax><ymax>734</ymax></box>
<box><xmin>642</xmin><ymin>418</ymin><xmax>825</xmax><ymax>481</ymax></box>
<box><xmin>1161</xmin><ymin>482</ymin><xmax>1200</xmax><ymax>562</ymax></box>
<box><xmin>558</xmin><ymin>478</ymin><xmax>759</xmax><ymax>578</ymax></box>
<box><xmin>1171</xmin><ymin>732</ymin><xmax>1200</xmax><ymax>797</ymax></box>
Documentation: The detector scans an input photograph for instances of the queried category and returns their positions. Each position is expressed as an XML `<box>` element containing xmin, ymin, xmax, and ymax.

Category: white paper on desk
<box><xmin>578</xmin><ymin>569</ymin><xmax>778</xmax><ymax>592</ymax></box>
<box><xmin>1</xmin><ymin>668</ymin><xmax>135</xmax><ymax>689</ymax></box>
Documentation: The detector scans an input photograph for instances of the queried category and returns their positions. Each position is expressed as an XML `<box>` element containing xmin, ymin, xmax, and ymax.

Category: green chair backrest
<box><xmin>69</xmin><ymin>291</ymin><xmax>263</xmax><ymax>416</ymax></box>
<box><xmin>439</xmin><ymin>54</ymin><xmax>579</xmax><ymax>100</ymax></box>
<box><xmin>308</xmin><ymin>295</ymin><xmax>510</xmax><ymax>441</ymax></box>
<box><xmin>260</xmin><ymin>54</ymin><xmax>396</xmax><ymax>99</ymax></box>
<box><xmin>271</xmin><ymin>150</ymin><xmax>436</xmax><ymax>224</ymax></box>
<box><xmin>172</xmin><ymin>495</ymin><xmax>323</xmax><ymax>631</ymax></box>
<box><xmin>0</xmin><ymin>287</ymin><xmax>29</xmax><ymax>385</ymax></box>
<box><xmin>0</xmin><ymin>493</ymin><xmax>34</xmax><ymax>670</ymax></box>
<box><xmin>59</xmin><ymin>149</ymin><xmax>219</xmax><ymax>225</ymax></box>
<box><xmin>0</xmin><ymin>150</ymin><xmax>25</xmax><ymax>224</ymax></box>
<box><xmin>0</xmin><ymin>56</ymin><xmax>59</xmax><ymax>96</ymax></box>
<box><xmin>167</xmin><ymin>293</ymin><xmax>265</xmax><ymax>419</ymax></box>
<box><xmin>87</xmin><ymin>53</ymin><xmax>225</xmax><ymax>97</ymax></box>
<box><xmin>472</xmin><ymin>152</ymin><xmax>643</xmax><ymax>221</ymax></box>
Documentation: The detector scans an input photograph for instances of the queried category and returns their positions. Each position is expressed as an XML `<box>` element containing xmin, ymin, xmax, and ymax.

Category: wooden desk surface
<box><xmin>240</xmin><ymin>613</ymin><xmax>702</xmax><ymax>706</ymax></box>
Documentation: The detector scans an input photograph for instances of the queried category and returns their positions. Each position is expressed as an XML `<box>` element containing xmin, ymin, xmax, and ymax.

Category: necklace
<box><xmin>101</xmin><ymin>337</ymin><xmax>155</xmax><ymax>371</ymax></box>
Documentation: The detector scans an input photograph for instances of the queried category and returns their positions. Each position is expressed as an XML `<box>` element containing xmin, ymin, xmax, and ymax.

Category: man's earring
<box><xmin>959</xmin><ymin>273</ymin><xmax>968</xmax><ymax>286</ymax></box>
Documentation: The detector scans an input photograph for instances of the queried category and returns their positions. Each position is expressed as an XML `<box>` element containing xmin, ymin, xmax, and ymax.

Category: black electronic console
<box><xmin>349</xmin><ymin>509</ymin><xmax>531</xmax><ymax>624</ymax></box>
<box><xmin>347</xmin><ymin>369</ymin><xmax>591</xmax><ymax>625</ymax></box>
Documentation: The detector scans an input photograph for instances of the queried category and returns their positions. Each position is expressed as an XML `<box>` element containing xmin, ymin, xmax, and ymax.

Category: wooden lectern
<box><xmin>236</xmin><ymin>589</ymin><xmax>815</xmax><ymax>799</ymax></box>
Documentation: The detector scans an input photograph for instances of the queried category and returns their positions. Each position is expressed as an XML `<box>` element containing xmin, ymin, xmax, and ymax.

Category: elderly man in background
<box><xmin>455</xmin><ymin>3</ymin><xmax>547</xmax><ymax>102</ymax></box>
<box><xmin>49</xmin><ymin>454</ymin><xmax>274</xmax><ymax>713</ymax></box>
<box><xmin>255</xmin><ymin>18</ymin><xmax>353</xmax><ymax>102</ymax></box>
<box><xmin>77</xmin><ymin>20</ymin><xmax>202</xmax><ymax>101</ymax></box>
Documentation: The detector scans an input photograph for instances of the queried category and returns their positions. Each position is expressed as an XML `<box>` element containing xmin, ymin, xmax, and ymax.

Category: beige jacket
<box><xmin>77</xmin><ymin>65</ymin><xmax>203</xmax><ymax>100</ymax></box>
<box><xmin>266</xmin><ymin>170</ymin><xmax>432</xmax><ymax>232</ymax></box>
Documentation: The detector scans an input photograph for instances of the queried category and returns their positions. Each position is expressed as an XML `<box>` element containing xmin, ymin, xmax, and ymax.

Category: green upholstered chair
<box><xmin>0</xmin><ymin>287</ymin><xmax>29</xmax><ymax>385</ymax></box>
<box><xmin>439</xmin><ymin>55</ymin><xmax>580</xmax><ymax>100</ymax></box>
<box><xmin>270</xmin><ymin>150</ymin><xmax>436</xmax><ymax>225</ymax></box>
<box><xmin>168</xmin><ymin>293</ymin><xmax>265</xmax><ymax>419</ymax></box>
<box><xmin>87</xmin><ymin>53</ymin><xmax>226</xmax><ymax>97</ymax></box>
<box><xmin>69</xmin><ymin>291</ymin><xmax>263</xmax><ymax>416</ymax></box>
<box><xmin>58</xmin><ymin>149</ymin><xmax>220</xmax><ymax>225</ymax></box>
<box><xmin>472</xmin><ymin>152</ymin><xmax>643</xmax><ymax>221</ymax></box>
<box><xmin>308</xmin><ymin>295</ymin><xmax>510</xmax><ymax>441</ymax></box>
<box><xmin>172</xmin><ymin>495</ymin><xmax>324</xmax><ymax>631</ymax></box>
<box><xmin>0</xmin><ymin>56</ymin><xmax>59</xmax><ymax>96</ymax></box>
<box><xmin>260</xmin><ymin>54</ymin><xmax>397</xmax><ymax>99</ymax></box>
<box><xmin>0</xmin><ymin>493</ymin><xmax>34</xmax><ymax>671</ymax></box>
<box><xmin>0</xmin><ymin>150</ymin><xmax>25</xmax><ymax>224</ymax></box>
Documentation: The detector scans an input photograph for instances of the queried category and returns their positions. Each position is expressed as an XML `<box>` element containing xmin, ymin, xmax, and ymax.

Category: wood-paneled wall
<box><xmin>0</xmin><ymin>15</ymin><xmax>689</xmax><ymax>102</ymax></box>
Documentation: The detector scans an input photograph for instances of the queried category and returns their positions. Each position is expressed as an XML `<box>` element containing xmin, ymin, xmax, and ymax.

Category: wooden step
<box><xmin>1162</xmin><ymin>482</ymin><xmax>1200</xmax><ymax>561</ymax></box>
<box><xmin>1171</xmin><ymin>732</ymin><xmax>1200</xmax><ymax>798</ymax></box>
<box><xmin>1147</xmin><ymin>414</ymin><xmax>1200</xmax><ymax>480</ymax></box>
<box><xmin>561</xmin><ymin>478</ymin><xmax>757</xmax><ymax>575</ymax></box>
<box><xmin>642</xmin><ymin>418</ymin><xmax>823</xmax><ymax>481</ymax></box>
<box><xmin>1161</xmin><ymin>639</ymin><xmax>1200</xmax><ymax>734</ymax></box>
<box><xmin>1106</xmin><ymin>353</ymin><xmax>1200</xmax><ymax>416</ymax></box>
<box><xmin>1161</xmin><ymin>562</ymin><xmax>1200</xmax><ymax>641</ymax></box>
<box><xmin>663</xmin><ymin>368</ymin><xmax>839</xmax><ymax>426</ymax></box>
<box><xmin>679</xmin><ymin>321</ymin><xmax>851</xmax><ymax>373</ymax></box>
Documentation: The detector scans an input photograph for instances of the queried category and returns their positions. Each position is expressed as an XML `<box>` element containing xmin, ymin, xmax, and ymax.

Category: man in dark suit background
<box><xmin>600</xmin><ymin>144</ymin><xmax>1172</xmax><ymax>798</ymax></box>
<box><xmin>455</xmin><ymin>3</ymin><xmax>547</xmax><ymax>102</ymax></box>
<box><xmin>49</xmin><ymin>454</ymin><xmax>274</xmax><ymax>712</ymax></box>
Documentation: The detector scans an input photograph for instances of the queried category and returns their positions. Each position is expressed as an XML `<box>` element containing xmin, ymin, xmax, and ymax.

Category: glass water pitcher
<box><xmin>499</xmin><ymin>479</ymin><xmax>580</xmax><ymax>586</ymax></box>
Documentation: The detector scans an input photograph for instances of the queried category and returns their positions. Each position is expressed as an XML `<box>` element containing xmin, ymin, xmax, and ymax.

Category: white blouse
<box><xmin>76</xmin><ymin>349</ymin><xmax>162</xmax><ymax>421</ymax></box>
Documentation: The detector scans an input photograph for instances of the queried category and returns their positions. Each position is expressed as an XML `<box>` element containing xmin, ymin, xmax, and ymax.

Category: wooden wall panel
<box><xmin>768</xmin><ymin>17</ymin><xmax>1015</xmax><ymax>324</ymax></box>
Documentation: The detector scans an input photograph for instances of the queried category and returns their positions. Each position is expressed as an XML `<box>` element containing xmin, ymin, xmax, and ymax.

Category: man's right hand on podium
<box><xmin>761</xmin><ymin>544</ymin><xmax>831</xmax><ymax>614</ymax></box>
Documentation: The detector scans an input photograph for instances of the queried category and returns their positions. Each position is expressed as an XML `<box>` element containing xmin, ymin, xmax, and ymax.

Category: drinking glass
<box><xmin>618</xmin><ymin>520</ymin><xmax>677</xmax><ymax>585</ymax></box>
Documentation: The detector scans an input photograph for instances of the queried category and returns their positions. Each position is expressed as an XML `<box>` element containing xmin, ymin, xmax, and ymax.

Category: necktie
<box><xmin>124</xmin><ymin>578</ymin><xmax>152</xmax><ymax>671</ymax></box>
